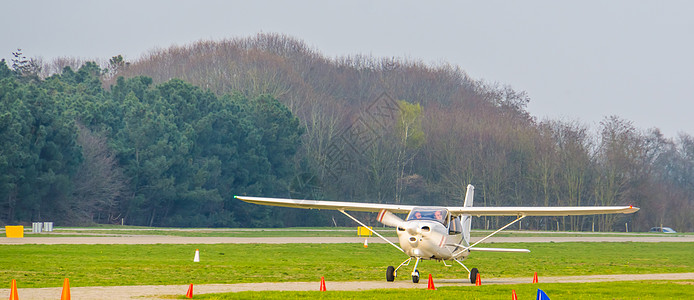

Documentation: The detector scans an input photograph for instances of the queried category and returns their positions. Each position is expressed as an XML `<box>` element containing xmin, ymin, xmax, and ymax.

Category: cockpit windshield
<box><xmin>407</xmin><ymin>208</ymin><xmax>449</xmax><ymax>224</ymax></box>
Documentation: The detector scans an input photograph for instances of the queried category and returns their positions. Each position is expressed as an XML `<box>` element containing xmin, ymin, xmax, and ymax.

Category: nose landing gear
<box><xmin>412</xmin><ymin>269</ymin><xmax>420</xmax><ymax>283</ymax></box>
<box><xmin>411</xmin><ymin>257</ymin><xmax>421</xmax><ymax>283</ymax></box>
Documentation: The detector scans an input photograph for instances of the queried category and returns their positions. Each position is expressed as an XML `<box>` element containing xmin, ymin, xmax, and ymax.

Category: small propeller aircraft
<box><xmin>235</xmin><ymin>185</ymin><xmax>639</xmax><ymax>283</ymax></box>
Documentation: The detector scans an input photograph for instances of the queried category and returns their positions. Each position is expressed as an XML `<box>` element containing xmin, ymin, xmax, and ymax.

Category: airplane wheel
<box><xmin>386</xmin><ymin>266</ymin><xmax>395</xmax><ymax>282</ymax></box>
<box><xmin>470</xmin><ymin>268</ymin><xmax>479</xmax><ymax>284</ymax></box>
<box><xmin>412</xmin><ymin>270</ymin><xmax>420</xmax><ymax>283</ymax></box>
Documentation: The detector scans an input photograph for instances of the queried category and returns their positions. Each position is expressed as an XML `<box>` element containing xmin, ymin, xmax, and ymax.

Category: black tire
<box><xmin>412</xmin><ymin>269</ymin><xmax>420</xmax><ymax>283</ymax></box>
<box><xmin>470</xmin><ymin>268</ymin><xmax>479</xmax><ymax>284</ymax></box>
<box><xmin>386</xmin><ymin>266</ymin><xmax>395</xmax><ymax>282</ymax></box>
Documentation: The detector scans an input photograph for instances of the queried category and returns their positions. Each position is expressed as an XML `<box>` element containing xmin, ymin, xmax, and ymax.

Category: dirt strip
<box><xmin>2</xmin><ymin>273</ymin><xmax>692</xmax><ymax>300</ymax></box>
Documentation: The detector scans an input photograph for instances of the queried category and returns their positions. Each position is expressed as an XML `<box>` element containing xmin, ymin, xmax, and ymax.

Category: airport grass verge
<box><xmin>187</xmin><ymin>281</ymin><xmax>694</xmax><ymax>299</ymax></box>
<box><xmin>0</xmin><ymin>242</ymin><xmax>691</xmax><ymax>288</ymax></box>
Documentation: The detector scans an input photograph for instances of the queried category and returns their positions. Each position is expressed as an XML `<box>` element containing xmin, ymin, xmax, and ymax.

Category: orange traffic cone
<box><xmin>475</xmin><ymin>273</ymin><xmax>481</xmax><ymax>286</ymax></box>
<box><xmin>186</xmin><ymin>283</ymin><xmax>193</xmax><ymax>298</ymax></box>
<box><xmin>427</xmin><ymin>274</ymin><xmax>436</xmax><ymax>290</ymax></box>
<box><xmin>532</xmin><ymin>272</ymin><xmax>539</xmax><ymax>283</ymax></box>
<box><xmin>363</xmin><ymin>239</ymin><xmax>368</xmax><ymax>248</ymax></box>
<box><xmin>193</xmin><ymin>249</ymin><xmax>200</xmax><ymax>262</ymax></box>
<box><xmin>9</xmin><ymin>279</ymin><xmax>18</xmax><ymax>300</ymax></box>
<box><xmin>319</xmin><ymin>276</ymin><xmax>327</xmax><ymax>291</ymax></box>
<box><xmin>60</xmin><ymin>278</ymin><xmax>70</xmax><ymax>300</ymax></box>
<box><xmin>512</xmin><ymin>289</ymin><xmax>518</xmax><ymax>300</ymax></box>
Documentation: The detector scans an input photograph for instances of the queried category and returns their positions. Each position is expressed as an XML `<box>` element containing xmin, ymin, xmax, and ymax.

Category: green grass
<box><xmin>189</xmin><ymin>281</ymin><xmax>694</xmax><ymax>299</ymax></box>
<box><xmin>1</xmin><ymin>242</ymin><xmax>692</xmax><ymax>288</ymax></box>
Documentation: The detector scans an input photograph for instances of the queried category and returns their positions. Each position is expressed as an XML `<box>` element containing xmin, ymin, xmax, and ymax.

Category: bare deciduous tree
<box><xmin>70</xmin><ymin>124</ymin><xmax>127</xmax><ymax>224</ymax></box>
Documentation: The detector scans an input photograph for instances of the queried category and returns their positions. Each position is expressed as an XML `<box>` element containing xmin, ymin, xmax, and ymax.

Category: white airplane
<box><xmin>234</xmin><ymin>185</ymin><xmax>639</xmax><ymax>283</ymax></box>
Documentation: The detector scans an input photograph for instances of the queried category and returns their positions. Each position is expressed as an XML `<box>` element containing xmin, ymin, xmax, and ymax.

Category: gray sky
<box><xmin>3</xmin><ymin>0</ymin><xmax>693</xmax><ymax>138</ymax></box>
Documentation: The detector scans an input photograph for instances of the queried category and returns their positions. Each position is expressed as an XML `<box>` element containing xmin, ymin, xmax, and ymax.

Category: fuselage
<box><xmin>396</xmin><ymin>207</ymin><xmax>468</xmax><ymax>260</ymax></box>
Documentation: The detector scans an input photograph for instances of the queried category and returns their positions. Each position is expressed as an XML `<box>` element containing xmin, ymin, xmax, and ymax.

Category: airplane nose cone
<box><xmin>406</xmin><ymin>224</ymin><xmax>419</xmax><ymax>235</ymax></box>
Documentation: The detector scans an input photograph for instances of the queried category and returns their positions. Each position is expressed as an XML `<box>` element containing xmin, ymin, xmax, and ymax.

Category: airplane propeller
<box><xmin>377</xmin><ymin>209</ymin><xmax>405</xmax><ymax>228</ymax></box>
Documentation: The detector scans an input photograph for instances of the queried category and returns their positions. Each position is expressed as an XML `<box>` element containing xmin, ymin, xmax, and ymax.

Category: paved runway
<box><xmin>2</xmin><ymin>235</ymin><xmax>693</xmax><ymax>245</ymax></box>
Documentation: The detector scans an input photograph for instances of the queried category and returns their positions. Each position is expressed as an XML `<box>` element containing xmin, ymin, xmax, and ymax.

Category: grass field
<box><xmin>2</xmin><ymin>229</ymin><xmax>692</xmax><ymax>299</ymax></box>
<box><xmin>190</xmin><ymin>281</ymin><xmax>694</xmax><ymax>299</ymax></box>
<box><xmin>1</xmin><ymin>242</ymin><xmax>692</xmax><ymax>289</ymax></box>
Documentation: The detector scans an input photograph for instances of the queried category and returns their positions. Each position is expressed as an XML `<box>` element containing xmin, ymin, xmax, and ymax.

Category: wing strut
<box><xmin>453</xmin><ymin>215</ymin><xmax>526</xmax><ymax>259</ymax></box>
<box><xmin>338</xmin><ymin>209</ymin><xmax>405</xmax><ymax>253</ymax></box>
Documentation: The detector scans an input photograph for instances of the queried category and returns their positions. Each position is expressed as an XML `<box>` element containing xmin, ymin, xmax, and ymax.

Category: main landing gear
<box><xmin>386</xmin><ymin>257</ymin><xmax>479</xmax><ymax>284</ymax></box>
<box><xmin>453</xmin><ymin>258</ymin><xmax>480</xmax><ymax>284</ymax></box>
<box><xmin>386</xmin><ymin>266</ymin><xmax>395</xmax><ymax>281</ymax></box>
<box><xmin>470</xmin><ymin>267</ymin><xmax>479</xmax><ymax>284</ymax></box>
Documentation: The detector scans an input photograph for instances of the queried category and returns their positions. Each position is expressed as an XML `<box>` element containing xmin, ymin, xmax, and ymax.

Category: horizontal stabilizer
<box><xmin>469</xmin><ymin>247</ymin><xmax>530</xmax><ymax>253</ymax></box>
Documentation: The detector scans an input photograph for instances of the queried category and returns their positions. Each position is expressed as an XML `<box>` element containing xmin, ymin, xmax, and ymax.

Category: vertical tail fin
<box><xmin>462</xmin><ymin>184</ymin><xmax>474</xmax><ymax>243</ymax></box>
<box><xmin>463</xmin><ymin>184</ymin><xmax>474</xmax><ymax>207</ymax></box>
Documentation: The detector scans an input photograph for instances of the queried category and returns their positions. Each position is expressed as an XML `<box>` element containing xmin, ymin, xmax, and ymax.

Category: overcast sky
<box><xmin>3</xmin><ymin>0</ymin><xmax>693</xmax><ymax>138</ymax></box>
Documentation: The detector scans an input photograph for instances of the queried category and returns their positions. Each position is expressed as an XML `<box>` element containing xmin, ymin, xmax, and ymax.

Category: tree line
<box><xmin>0</xmin><ymin>58</ymin><xmax>315</xmax><ymax>227</ymax></box>
<box><xmin>2</xmin><ymin>34</ymin><xmax>693</xmax><ymax>231</ymax></box>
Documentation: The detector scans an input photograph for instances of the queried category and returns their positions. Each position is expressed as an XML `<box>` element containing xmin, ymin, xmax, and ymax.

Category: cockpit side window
<box><xmin>448</xmin><ymin>216</ymin><xmax>462</xmax><ymax>234</ymax></box>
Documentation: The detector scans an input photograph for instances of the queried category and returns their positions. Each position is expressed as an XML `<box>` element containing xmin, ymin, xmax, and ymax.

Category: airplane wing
<box><xmin>234</xmin><ymin>196</ymin><xmax>416</xmax><ymax>214</ymax></box>
<box><xmin>446</xmin><ymin>206</ymin><xmax>639</xmax><ymax>217</ymax></box>
<box><xmin>235</xmin><ymin>196</ymin><xmax>639</xmax><ymax>216</ymax></box>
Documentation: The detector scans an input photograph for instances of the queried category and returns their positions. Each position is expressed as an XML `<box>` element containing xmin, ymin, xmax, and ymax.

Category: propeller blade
<box><xmin>377</xmin><ymin>209</ymin><xmax>405</xmax><ymax>227</ymax></box>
